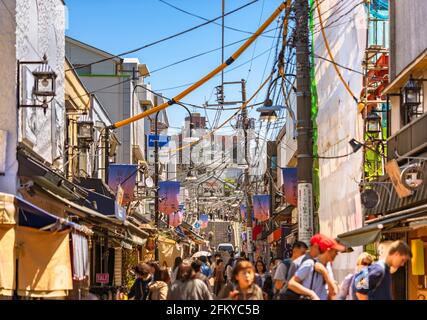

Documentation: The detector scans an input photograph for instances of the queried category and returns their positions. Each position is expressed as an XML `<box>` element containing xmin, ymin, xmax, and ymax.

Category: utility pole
<box><xmin>154</xmin><ymin>111</ymin><xmax>160</xmax><ymax>261</ymax></box>
<box><xmin>295</xmin><ymin>0</ymin><xmax>313</xmax><ymax>245</ymax></box>
<box><xmin>241</xmin><ymin>79</ymin><xmax>254</xmax><ymax>262</ymax></box>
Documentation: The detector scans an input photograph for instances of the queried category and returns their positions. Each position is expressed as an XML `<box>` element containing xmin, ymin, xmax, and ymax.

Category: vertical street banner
<box><xmin>252</xmin><ymin>195</ymin><xmax>270</xmax><ymax>222</ymax></box>
<box><xmin>200</xmin><ymin>214</ymin><xmax>209</xmax><ymax>229</ymax></box>
<box><xmin>159</xmin><ymin>181</ymin><xmax>181</xmax><ymax>214</ymax></box>
<box><xmin>298</xmin><ymin>183</ymin><xmax>314</xmax><ymax>245</ymax></box>
<box><xmin>108</xmin><ymin>164</ymin><xmax>138</xmax><ymax>205</ymax></box>
<box><xmin>169</xmin><ymin>210</ymin><xmax>183</xmax><ymax>228</ymax></box>
<box><xmin>282</xmin><ymin>168</ymin><xmax>298</xmax><ymax>206</ymax></box>
<box><xmin>240</xmin><ymin>204</ymin><xmax>247</xmax><ymax>221</ymax></box>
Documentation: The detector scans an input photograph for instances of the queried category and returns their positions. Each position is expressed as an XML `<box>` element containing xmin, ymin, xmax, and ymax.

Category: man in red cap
<box><xmin>284</xmin><ymin>234</ymin><xmax>345</xmax><ymax>300</ymax></box>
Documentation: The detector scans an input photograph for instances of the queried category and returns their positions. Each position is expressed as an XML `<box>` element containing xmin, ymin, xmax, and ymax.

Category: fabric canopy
<box><xmin>0</xmin><ymin>225</ymin><xmax>15</xmax><ymax>296</ymax></box>
<box><xmin>16</xmin><ymin>226</ymin><xmax>73</xmax><ymax>297</ymax></box>
<box><xmin>337</xmin><ymin>210</ymin><xmax>427</xmax><ymax>247</ymax></box>
<box><xmin>158</xmin><ymin>236</ymin><xmax>182</xmax><ymax>269</ymax></box>
<box><xmin>0</xmin><ymin>192</ymin><xmax>16</xmax><ymax>224</ymax></box>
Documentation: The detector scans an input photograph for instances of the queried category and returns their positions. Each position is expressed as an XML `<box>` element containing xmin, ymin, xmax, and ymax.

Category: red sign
<box><xmin>96</xmin><ymin>273</ymin><xmax>109</xmax><ymax>284</ymax></box>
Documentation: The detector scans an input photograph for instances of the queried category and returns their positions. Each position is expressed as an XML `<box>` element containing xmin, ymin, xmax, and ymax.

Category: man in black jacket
<box><xmin>128</xmin><ymin>262</ymin><xmax>152</xmax><ymax>300</ymax></box>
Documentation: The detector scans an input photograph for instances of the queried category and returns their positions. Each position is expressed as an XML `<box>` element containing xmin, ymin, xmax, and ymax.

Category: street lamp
<box><xmin>349</xmin><ymin>138</ymin><xmax>363</xmax><ymax>153</ymax></box>
<box><xmin>401</xmin><ymin>76</ymin><xmax>423</xmax><ymax>121</ymax></box>
<box><xmin>402</xmin><ymin>76</ymin><xmax>422</xmax><ymax>108</ymax></box>
<box><xmin>365</xmin><ymin>110</ymin><xmax>381</xmax><ymax>135</ymax></box>
<box><xmin>256</xmin><ymin>99</ymin><xmax>297</xmax><ymax>139</ymax></box>
<box><xmin>17</xmin><ymin>54</ymin><xmax>57</xmax><ymax>114</ymax></box>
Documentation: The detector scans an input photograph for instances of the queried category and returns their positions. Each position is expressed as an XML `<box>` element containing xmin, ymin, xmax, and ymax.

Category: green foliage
<box><xmin>122</xmin><ymin>248</ymin><xmax>139</xmax><ymax>289</ymax></box>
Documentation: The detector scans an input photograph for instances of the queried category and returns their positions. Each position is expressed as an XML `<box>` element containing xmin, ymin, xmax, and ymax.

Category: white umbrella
<box><xmin>192</xmin><ymin>251</ymin><xmax>212</xmax><ymax>258</ymax></box>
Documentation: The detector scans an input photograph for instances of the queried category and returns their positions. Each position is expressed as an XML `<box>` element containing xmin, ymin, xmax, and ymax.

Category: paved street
<box><xmin>0</xmin><ymin>0</ymin><xmax>426</xmax><ymax>301</ymax></box>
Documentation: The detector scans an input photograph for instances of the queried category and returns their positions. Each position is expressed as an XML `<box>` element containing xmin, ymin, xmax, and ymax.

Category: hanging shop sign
<box><xmin>385</xmin><ymin>159</ymin><xmax>411</xmax><ymax>198</ymax></box>
<box><xmin>115</xmin><ymin>202</ymin><xmax>126</xmax><ymax>221</ymax></box>
<box><xmin>361</xmin><ymin>188</ymin><xmax>380</xmax><ymax>209</ymax></box>
<box><xmin>246</xmin><ymin>228</ymin><xmax>253</xmax><ymax>253</ymax></box>
<box><xmin>298</xmin><ymin>183</ymin><xmax>313</xmax><ymax>246</ymax></box>
<box><xmin>116</xmin><ymin>184</ymin><xmax>124</xmax><ymax>206</ymax></box>
<box><xmin>282</xmin><ymin>168</ymin><xmax>298</xmax><ymax>206</ymax></box>
<box><xmin>108</xmin><ymin>164</ymin><xmax>138</xmax><ymax>205</ymax></box>
<box><xmin>401</xmin><ymin>164</ymin><xmax>424</xmax><ymax>190</ymax></box>
<box><xmin>158</xmin><ymin>181</ymin><xmax>181</xmax><ymax>214</ymax></box>
<box><xmin>96</xmin><ymin>273</ymin><xmax>109</xmax><ymax>284</ymax></box>
<box><xmin>240</xmin><ymin>204</ymin><xmax>246</xmax><ymax>221</ymax></box>
<box><xmin>252</xmin><ymin>195</ymin><xmax>270</xmax><ymax>222</ymax></box>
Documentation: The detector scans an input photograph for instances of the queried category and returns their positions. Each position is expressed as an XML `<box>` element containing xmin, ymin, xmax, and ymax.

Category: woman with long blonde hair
<box><xmin>336</xmin><ymin>252</ymin><xmax>374</xmax><ymax>300</ymax></box>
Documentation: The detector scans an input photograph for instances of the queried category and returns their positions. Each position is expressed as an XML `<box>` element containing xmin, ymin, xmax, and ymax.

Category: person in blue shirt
<box><xmin>287</xmin><ymin>236</ymin><xmax>345</xmax><ymax>300</ymax></box>
<box><xmin>353</xmin><ymin>240</ymin><xmax>412</xmax><ymax>300</ymax></box>
<box><xmin>199</xmin><ymin>256</ymin><xmax>212</xmax><ymax>277</ymax></box>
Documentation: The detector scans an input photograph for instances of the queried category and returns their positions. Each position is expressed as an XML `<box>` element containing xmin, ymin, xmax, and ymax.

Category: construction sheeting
<box><xmin>0</xmin><ymin>225</ymin><xmax>15</xmax><ymax>296</ymax></box>
<box><xmin>16</xmin><ymin>226</ymin><xmax>73</xmax><ymax>297</ymax></box>
<box><xmin>313</xmin><ymin>0</ymin><xmax>367</xmax><ymax>282</ymax></box>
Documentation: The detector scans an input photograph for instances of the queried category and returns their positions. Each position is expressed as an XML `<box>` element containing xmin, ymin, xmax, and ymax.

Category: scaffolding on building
<box><xmin>361</xmin><ymin>0</ymin><xmax>390</xmax><ymax>181</ymax></box>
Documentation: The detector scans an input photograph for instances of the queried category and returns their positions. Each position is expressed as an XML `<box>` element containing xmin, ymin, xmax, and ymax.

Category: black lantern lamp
<box><xmin>18</xmin><ymin>54</ymin><xmax>57</xmax><ymax>114</ymax></box>
<box><xmin>365</xmin><ymin>110</ymin><xmax>381</xmax><ymax>135</ymax></box>
<box><xmin>33</xmin><ymin>64</ymin><xmax>56</xmax><ymax>97</ymax></box>
<box><xmin>402</xmin><ymin>76</ymin><xmax>422</xmax><ymax>108</ymax></box>
<box><xmin>77</xmin><ymin>121</ymin><xmax>94</xmax><ymax>149</ymax></box>
<box><xmin>402</xmin><ymin>76</ymin><xmax>423</xmax><ymax>122</ymax></box>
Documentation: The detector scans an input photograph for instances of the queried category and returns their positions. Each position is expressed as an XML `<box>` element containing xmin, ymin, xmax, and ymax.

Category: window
<box><xmin>74</xmin><ymin>64</ymin><xmax>92</xmax><ymax>76</ymax></box>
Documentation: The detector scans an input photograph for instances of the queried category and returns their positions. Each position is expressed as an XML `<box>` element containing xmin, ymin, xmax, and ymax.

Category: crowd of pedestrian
<box><xmin>126</xmin><ymin>234</ymin><xmax>412</xmax><ymax>300</ymax></box>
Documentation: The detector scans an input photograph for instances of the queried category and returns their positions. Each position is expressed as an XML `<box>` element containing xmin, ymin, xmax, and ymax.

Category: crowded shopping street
<box><xmin>0</xmin><ymin>0</ymin><xmax>426</xmax><ymax>304</ymax></box>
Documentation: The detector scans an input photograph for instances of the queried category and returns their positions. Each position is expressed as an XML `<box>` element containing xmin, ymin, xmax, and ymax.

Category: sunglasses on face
<box><xmin>360</xmin><ymin>261</ymin><xmax>371</xmax><ymax>266</ymax></box>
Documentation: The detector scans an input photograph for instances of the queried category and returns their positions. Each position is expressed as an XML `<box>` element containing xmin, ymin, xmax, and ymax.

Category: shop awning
<box><xmin>0</xmin><ymin>192</ymin><xmax>91</xmax><ymax>234</ymax></box>
<box><xmin>267</xmin><ymin>228</ymin><xmax>282</xmax><ymax>244</ymax></box>
<box><xmin>41</xmin><ymin>188</ymin><xmax>149</xmax><ymax>238</ymax></box>
<box><xmin>337</xmin><ymin>208</ymin><xmax>427</xmax><ymax>247</ymax></box>
<box><xmin>272</xmin><ymin>205</ymin><xmax>294</xmax><ymax>224</ymax></box>
<box><xmin>17</xmin><ymin>147</ymin><xmax>88</xmax><ymax>201</ymax></box>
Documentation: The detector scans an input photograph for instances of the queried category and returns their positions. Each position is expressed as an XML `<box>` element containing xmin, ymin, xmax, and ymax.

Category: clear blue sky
<box><xmin>65</xmin><ymin>0</ymin><xmax>284</xmax><ymax>133</ymax></box>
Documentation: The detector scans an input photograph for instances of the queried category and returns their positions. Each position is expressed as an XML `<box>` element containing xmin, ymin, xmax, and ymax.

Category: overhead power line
<box><xmin>158</xmin><ymin>0</ymin><xmax>276</xmax><ymax>39</ymax></box>
<box><xmin>65</xmin><ymin>0</ymin><xmax>260</xmax><ymax>73</ymax></box>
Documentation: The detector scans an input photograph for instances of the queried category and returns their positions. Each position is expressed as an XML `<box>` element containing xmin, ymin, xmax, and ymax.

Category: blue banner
<box><xmin>253</xmin><ymin>195</ymin><xmax>270</xmax><ymax>222</ymax></box>
<box><xmin>282</xmin><ymin>168</ymin><xmax>298</xmax><ymax>206</ymax></box>
<box><xmin>108</xmin><ymin>164</ymin><xmax>138</xmax><ymax>205</ymax></box>
<box><xmin>158</xmin><ymin>181</ymin><xmax>181</xmax><ymax>214</ymax></box>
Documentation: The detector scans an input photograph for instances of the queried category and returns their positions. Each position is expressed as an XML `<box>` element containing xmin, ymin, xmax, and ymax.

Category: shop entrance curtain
<box><xmin>71</xmin><ymin>232</ymin><xmax>89</xmax><ymax>281</ymax></box>
<box><xmin>16</xmin><ymin>226</ymin><xmax>73</xmax><ymax>298</ymax></box>
<box><xmin>0</xmin><ymin>225</ymin><xmax>15</xmax><ymax>296</ymax></box>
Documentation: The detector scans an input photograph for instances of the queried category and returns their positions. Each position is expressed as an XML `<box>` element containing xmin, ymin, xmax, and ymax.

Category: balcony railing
<box><xmin>365</xmin><ymin>160</ymin><xmax>427</xmax><ymax>216</ymax></box>
<box><xmin>387</xmin><ymin>112</ymin><xmax>427</xmax><ymax>161</ymax></box>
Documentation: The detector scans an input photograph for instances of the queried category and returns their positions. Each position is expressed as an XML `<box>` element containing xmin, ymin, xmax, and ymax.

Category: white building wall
<box><xmin>0</xmin><ymin>0</ymin><xmax>18</xmax><ymax>194</ymax></box>
<box><xmin>314</xmin><ymin>0</ymin><xmax>366</xmax><ymax>282</ymax></box>
<box><xmin>0</xmin><ymin>0</ymin><xmax>65</xmax><ymax>194</ymax></box>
